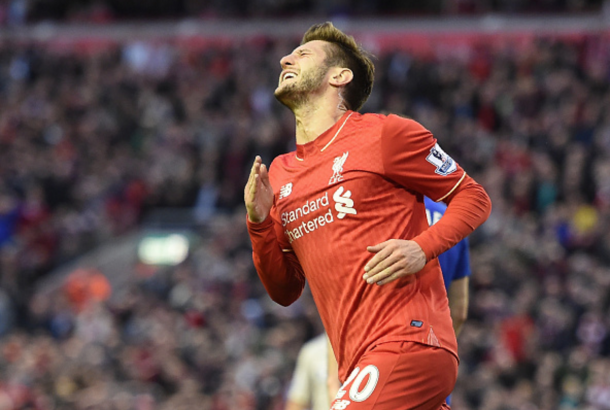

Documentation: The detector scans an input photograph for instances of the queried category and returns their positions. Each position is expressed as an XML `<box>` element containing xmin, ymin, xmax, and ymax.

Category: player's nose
<box><xmin>280</xmin><ymin>54</ymin><xmax>295</xmax><ymax>69</ymax></box>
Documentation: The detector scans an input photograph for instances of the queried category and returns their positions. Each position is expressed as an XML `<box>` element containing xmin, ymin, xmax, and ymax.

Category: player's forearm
<box><xmin>448</xmin><ymin>277</ymin><xmax>469</xmax><ymax>336</ymax></box>
<box><xmin>451</xmin><ymin>315</ymin><xmax>466</xmax><ymax>336</ymax></box>
<box><xmin>247</xmin><ymin>216</ymin><xmax>305</xmax><ymax>306</ymax></box>
<box><xmin>450</xmin><ymin>297</ymin><xmax>468</xmax><ymax>335</ymax></box>
<box><xmin>413</xmin><ymin>176</ymin><xmax>491</xmax><ymax>261</ymax></box>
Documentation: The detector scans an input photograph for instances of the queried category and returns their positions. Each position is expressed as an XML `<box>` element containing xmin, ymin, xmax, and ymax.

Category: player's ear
<box><xmin>329</xmin><ymin>67</ymin><xmax>353</xmax><ymax>87</ymax></box>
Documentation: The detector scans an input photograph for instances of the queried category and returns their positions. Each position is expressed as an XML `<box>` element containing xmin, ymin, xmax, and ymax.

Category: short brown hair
<box><xmin>301</xmin><ymin>22</ymin><xmax>375</xmax><ymax>112</ymax></box>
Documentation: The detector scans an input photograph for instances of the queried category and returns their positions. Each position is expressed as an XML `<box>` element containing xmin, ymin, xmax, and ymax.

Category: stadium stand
<box><xmin>0</xmin><ymin>14</ymin><xmax>609</xmax><ymax>410</ymax></box>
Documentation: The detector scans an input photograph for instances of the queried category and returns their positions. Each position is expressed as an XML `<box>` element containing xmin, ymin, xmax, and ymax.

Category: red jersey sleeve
<box><xmin>381</xmin><ymin>114</ymin><xmax>492</xmax><ymax>260</ymax></box>
<box><xmin>413</xmin><ymin>175</ymin><xmax>491</xmax><ymax>260</ymax></box>
<box><xmin>381</xmin><ymin>114</ymin><xmax>465</xmax><ymax>201</ymax></box>
<box><xmin>246</xmin><ymin>204</ymin><xmax>306</xmax><ymax>307</ymax></box>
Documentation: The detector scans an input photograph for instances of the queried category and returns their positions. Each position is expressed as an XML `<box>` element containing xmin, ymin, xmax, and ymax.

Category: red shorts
<box><xmin>330</xmin><ymin>341</ymin><xmax>457</xmax><ymax>410</ymax></box>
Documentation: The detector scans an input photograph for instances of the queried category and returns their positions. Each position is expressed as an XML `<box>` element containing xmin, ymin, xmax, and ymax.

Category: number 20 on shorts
<box><xmin>334</xmin><ymin>365</ymin><xmax>380</xmax><ymax>406</ymax></box>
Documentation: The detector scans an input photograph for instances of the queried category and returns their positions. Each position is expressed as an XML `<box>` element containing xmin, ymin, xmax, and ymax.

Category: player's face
<box><xmin>274</xmin><ymin>40</ymin><xmax>331</xmax><ymax>108</ymax></box>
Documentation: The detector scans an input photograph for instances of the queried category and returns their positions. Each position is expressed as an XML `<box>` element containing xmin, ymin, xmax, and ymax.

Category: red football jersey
<box><xmin>249</xmin><ymin>111</ymin><xmax>474</xmax><ymax>381</ymax></box>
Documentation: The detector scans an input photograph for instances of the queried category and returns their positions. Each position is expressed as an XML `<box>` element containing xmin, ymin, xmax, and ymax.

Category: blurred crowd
<box><xmin>0</xmin><ymin>28</ymin><xmax>610</xmax><ymax>409</ymax></box>
<box><xmin>0</xmin><ymin>0</ymin><xmax>606</xmax><ymax>25</ymax></box>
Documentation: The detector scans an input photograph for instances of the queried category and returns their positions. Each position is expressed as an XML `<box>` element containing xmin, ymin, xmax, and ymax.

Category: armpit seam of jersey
<box><xmin>320</xmin><ymin>112</ymin><xmax>354</xmax><ymax>152</ymax></box>
<box><xmin>437</xmin><ymin>172</ymin><xmax>466</xmax><ymax>202</ymax></box>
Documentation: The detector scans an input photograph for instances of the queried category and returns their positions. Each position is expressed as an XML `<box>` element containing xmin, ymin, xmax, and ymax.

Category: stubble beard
<box><xmin>274</xmin><ymin>65</ymin><xmax>329</xmax><ymax>110</ymax></box>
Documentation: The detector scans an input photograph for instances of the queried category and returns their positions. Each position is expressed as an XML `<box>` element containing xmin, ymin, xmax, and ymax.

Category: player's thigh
<box><xmin>330</xmin><ymin>341</ymin><xmax>457</xmax><ymax>410</ymax></box>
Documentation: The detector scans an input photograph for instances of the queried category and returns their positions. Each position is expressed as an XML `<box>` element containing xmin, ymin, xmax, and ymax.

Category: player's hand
<box><xmin>244</xmin><ymin>156</ymin><xmax>274</xmax><ymax>223</ymax></box>
<box><xmin>363</xmin><ymin>239</ymin><xmax>426</xmax><ymax>285</ymax></box>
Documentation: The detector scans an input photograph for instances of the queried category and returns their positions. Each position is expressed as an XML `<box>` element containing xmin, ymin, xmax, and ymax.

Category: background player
<box><xmin>285</xmin><ymin>333</ymin><xmax>330</xmax><ymax>410</ymax></box>
<box><xmin>286</xmin><ymin>197</ymin><xmax>472</xmax><ymax>409</ymax></box>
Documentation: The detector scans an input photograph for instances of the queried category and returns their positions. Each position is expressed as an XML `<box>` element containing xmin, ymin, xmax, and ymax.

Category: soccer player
<box><xmin>286</xmin><ymin>197</ymin><xmax>472</xmax><ymax>410</ymax></box>
<box><xmin>245</xmin><ymin>22</ymin><xmax>491</xmax><ymax>409</ymax></box>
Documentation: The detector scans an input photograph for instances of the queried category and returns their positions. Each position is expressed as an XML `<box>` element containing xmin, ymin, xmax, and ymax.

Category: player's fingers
<box><xmin>364</xmin><ymin>247</ymin><xmax>397</xmax><ymax>276</ymax></box>
<box><xmin>365</xmin><ymin>253</ymin><xmax>400</xmax><ymax>278</ymax></box>
<box><xmin>366</xmin><ymin>240</ymin><xmax>392</xmax><ymax>253</ymax></box>
<box><xmin>249</xmin><ymin>156</ymin><xmax>261</xmax><ymax>175</ymax></box>
<box><xmin>246</xmin><ymin>173</ymin><xmax>256</xmax><ymax>199</ymax></box>
<box><xmin>375</xmin><ymin>270</ymin><xmax>406</xmax><ymax>286</ymax></box>
<box><xmin>246</xmin><ymin>160</ymin><xmax>259</xmax><ymax>190</ymax></box>
<box><xmin>246</xmin><ymin>160</ymin><xmax>257</xmax><ymax>183</ymax></box>
<box><xmin>365</xmin><ymin>263</ymin><xmax>400</xmax><ymax>285</ymax></box>
<box><xmin>249</xmin><ymin>162</ymin><xmax>262</xmax><ymax>191</ymax></box>
<box><xmin>260</xmin><ymin>164</ymin><xmax>271</xmax><ymax>189</ymax></box>
<box><xmin>364</xmin><ymin>247</ymin><xmax>389</xmax><ymax>273</ymax></box>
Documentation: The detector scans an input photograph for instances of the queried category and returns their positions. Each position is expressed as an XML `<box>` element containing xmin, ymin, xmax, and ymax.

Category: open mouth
<box><xmin>281</xmin><ymin>71</ymin><xmax>298</xmax><ymax>82</ymax></box>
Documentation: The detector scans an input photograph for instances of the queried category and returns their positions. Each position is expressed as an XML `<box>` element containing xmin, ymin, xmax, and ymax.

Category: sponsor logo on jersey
<box><xmin>329</xmin><ymin>152</ymin><xmax>349</xmax><ymax>185</ymax></box>
<box><xmin>426</xmin><ymin>143</ymin><xmax>457</xmax><ymax>176</ymax></box>
<box><xmin>333</xmin><ymin>186</ymin><xmax>357</xmax><ymax>219</ymax></box>
<box><xmin>281</xmin><ymin>185</ymin><xmax>357</xmax><ymax>244</ymax></box>
<box><xmin>281</xmin><ymin>192</ymin><xmax>329</xmax><ymax>227</ymax></box>
<box><xmin>279</xmin><ymin>183</ymin><xmax>293</xmax><ymax>199</ymax></box>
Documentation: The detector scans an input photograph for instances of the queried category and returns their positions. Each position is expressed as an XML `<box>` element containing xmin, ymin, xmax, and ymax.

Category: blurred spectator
<box><xmin>0</xmin><ymin>0</ymin><xmax>603</xmax><ymax>23</ymax></box>
<box><xmin>63</xmin><ymin>268</ymin><xmax>111</xmax><ymax>312</ymax></box>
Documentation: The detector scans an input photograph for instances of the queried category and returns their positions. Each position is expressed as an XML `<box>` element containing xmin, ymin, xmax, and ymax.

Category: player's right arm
<box><xmin>245</xmin><ymin>156</ymin><xmax>306</xmax><ymax>306</ymax></box>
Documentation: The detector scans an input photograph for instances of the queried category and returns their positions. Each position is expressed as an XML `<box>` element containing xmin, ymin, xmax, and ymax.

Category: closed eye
<box><xmin>296</xmin><ymin>48</ymin><xmax>311</xmax><ymax>57</ymax></box>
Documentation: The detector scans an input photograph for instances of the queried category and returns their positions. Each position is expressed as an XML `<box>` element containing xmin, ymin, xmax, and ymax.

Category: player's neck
<box><xmin>293</xmin><ymin>95</ymin><xmax>348</xmax><ymax>145</ymax></box>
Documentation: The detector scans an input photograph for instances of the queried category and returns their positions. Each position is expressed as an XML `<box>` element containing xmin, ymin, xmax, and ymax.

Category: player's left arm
<box><xmin>364</xmin><ymin>115</ymin><xmax>491</xmax><ymax>286</ymax></box>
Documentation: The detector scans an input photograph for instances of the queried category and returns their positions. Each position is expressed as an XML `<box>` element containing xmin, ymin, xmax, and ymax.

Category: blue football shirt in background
<box><xmin>424</xmin><ymin>196</ymin><xmax>472</xmax><ymax>406</ymax></box>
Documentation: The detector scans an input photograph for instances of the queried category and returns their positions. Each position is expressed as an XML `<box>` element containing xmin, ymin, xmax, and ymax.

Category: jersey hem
<box><xmin>365</xmin><ymin>335</ymin><xmax>459</xmax><ymax>362</ymax></box>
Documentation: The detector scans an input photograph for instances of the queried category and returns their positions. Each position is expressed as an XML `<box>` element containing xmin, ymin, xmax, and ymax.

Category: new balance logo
<box><xmin>329</xmin><ymin>152</ymin><xmax>349</xmax><ymax>185</ymax></box>
<box><xmin>333</xmin><ymin>186</ymin><xmax>357</xmax><ymax>219</ymax></box>
<box><xmin>279</xmin><ymin>183</ymin><xmax>293</xmax><ymax>199</ymax></box>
